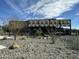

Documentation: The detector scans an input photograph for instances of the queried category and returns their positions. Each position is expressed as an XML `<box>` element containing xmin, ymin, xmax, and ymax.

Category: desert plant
<box><xmin>2</xmin><ymin>37</ymin><xmax>7</xmax><ymax>40</ymax></box>
<box><xmin>51</xmin><ymin>35</ymin><xmax>56</xmax><ymax>44</ymax></box>
<box><xmin>35</xmin><ymin>28</ymin><xmax>44</xmax><ymax>36</ymax></box>
<box><xmin>20</xmin><ymin>37</ymin><xmax>26</xmax><ymax>40</ymax></box>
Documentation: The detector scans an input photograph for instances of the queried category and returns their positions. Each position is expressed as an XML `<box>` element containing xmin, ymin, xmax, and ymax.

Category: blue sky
<box><xmin>0</xmin><ymin>0</ymin><xmax>79</xmax><ymax>29</ymax></box>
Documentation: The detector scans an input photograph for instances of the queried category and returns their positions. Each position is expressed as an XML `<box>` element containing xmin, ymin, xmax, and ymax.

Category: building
<box><xmin>8</xmin><ymin>18</ymin><xmax>71</xmax><ymax>35</ymax></box>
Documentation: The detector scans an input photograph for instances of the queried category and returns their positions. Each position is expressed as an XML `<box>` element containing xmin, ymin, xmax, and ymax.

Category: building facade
<box><xmin>8</xmin><ymin>19</ymin><xmax>71</xmax><ymax>35</ymax></box>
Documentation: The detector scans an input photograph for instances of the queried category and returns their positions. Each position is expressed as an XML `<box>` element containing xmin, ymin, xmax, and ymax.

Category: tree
<box><xmin>8</xmin><ymin>20</ymin><xmax>26</xmax><ymax>49</ymax></box>
<box><xmin>2</xmin><ymin>25</ymin><xmax>11</xmax><ymax>36</ymax></box>
<box><xmin>8</xmin><ymin>20</ymin><xmax>26</xmax><ymax>40</ymax></box>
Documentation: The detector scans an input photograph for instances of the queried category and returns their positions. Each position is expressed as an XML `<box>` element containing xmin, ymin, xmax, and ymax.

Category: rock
<box><xmin>0</xmin><ymin>36</ymin><xmax>79</xmax><ymax>59</ymax></box>
<box><xmin>9</xmin><ymin>42</ymin><xmax>20</xmax><ymax>49</ymax></box>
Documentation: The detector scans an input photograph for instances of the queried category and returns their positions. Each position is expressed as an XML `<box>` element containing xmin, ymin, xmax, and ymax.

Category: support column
<box><xmin>69</xmin><ymin>20</ymin><xmax>71</xmax><ymax>35</ymax></box>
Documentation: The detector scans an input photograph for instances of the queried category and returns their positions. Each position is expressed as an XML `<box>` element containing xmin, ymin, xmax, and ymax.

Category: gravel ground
<box><xmin>0</xmin><ymin>36</ymin><xmax>79</xmax><ymax>59</ymax></box>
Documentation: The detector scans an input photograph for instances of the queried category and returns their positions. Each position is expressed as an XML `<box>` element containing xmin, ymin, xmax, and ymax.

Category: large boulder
<box><xmin>9</xmin><ymin>42</ymin><xmax>20</xmax><ymax>49</ymax></box>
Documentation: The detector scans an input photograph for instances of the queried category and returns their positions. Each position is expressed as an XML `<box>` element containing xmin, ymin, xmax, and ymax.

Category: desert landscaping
<box><xmin>0</xmin><ymin>35</ymin><xmax>79</xmax><ymax>59</ymax></box>
<box><xmin>0</xmin><ymin>0</ymin><xmax>79</xmax><ymax>59</ymax></box>
<box><xmin>0</xmin><ymin>18</ymin><xmax>78</xmax><ymax>59</ymax></box>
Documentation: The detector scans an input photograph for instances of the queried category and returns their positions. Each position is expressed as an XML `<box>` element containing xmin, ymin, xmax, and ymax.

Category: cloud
<box><xmin>4</xmin><ymin>0</ymin><xmax>79</xmax><ymax>19</ymax></box>
<box><xmin>25</xmin><ymin>0</ymin><xmax>79</xmax><ymax>18</ymax></box>
<box><xmin>4</xmin><ymin>0</ymin><xmax>39</xmax><ymax>19</ymax></box>
<box><xmin>4</xmin><ymin>0</ymin><xmax>23</xmax><ymax>14</ymax></box>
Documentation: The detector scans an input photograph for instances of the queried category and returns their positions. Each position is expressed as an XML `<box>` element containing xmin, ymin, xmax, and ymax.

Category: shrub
<box><xmin>51</xmin><ymin>35</ymin><xmax>56</xmax><ymax>44</ymax></box>
<box><xmin>21</xmin><ymin>37</ymin><xmax>26</xmax><ymax>40</ymax></box>
<box><xmin>2</xmin><ymin>37</ymin><xmax>7</xmax><ymax>40</ymax></box>
<box><xmin>35</xmin><ymin>28</ymin><xmax>44</xmax><ymax>36</ymax></box>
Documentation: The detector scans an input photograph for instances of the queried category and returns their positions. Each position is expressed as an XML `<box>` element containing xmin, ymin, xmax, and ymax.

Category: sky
<box><xmin>0</xmin><ymin>0</ymin><xmax>79</xmax><ymax>29</ymax></box>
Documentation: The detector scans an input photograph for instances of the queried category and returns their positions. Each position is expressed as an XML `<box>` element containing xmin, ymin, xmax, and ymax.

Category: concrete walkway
<box><xmin>0</xmin><ymin>45</ymin><xmax>7</xmax><ymax>49</ymax></box>
<box><xmin>0</xmin><ymin>36</ymin><xmax>13</xmax><ymax>40</ymax></box>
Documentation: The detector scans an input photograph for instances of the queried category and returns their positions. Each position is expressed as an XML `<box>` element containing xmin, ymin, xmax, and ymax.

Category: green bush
<box><xmin>35</xmin><ymin>28</ymin><xmax>44</xmax><ymax>36</ymax></box>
